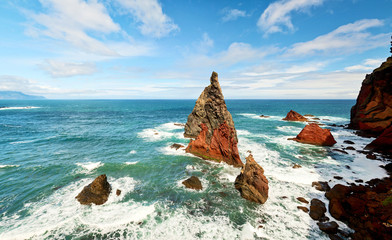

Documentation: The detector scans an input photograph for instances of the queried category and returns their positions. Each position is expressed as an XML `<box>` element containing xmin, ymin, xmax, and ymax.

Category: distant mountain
<box><xmin>0</xmin><ymin>91</ymin><xmax>45</xmax><ymax>100</ymax></box>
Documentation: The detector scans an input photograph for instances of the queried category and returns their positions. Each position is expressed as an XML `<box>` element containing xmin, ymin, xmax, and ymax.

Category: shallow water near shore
<box><xmin>0</xmin><ymin>99</ymin><xmax>389</xmax><ymax>240</ymax></box>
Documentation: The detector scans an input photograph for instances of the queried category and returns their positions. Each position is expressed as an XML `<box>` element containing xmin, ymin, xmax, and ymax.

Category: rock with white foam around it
<box><xmin>76</xmin><ymin>174</ymin><xmax>111</xmax><ymax>205</ymax></box>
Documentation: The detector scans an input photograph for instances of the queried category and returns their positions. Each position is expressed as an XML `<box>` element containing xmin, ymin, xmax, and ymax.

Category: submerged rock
<box><xmin>290</xmin><ymin>123</ymin><xmax>336</xmax><ymax>146</ymax></box>
<box><xmin>234</xmin><ymin>154</ymin><xmax>269</xmax><ymax>204</ymax></box>
<box><xmin>76</xmin><ymin>174</ymin><xmax>111</xmax><ymax>205</ymax></box>
<box><xmin>282</xmin><ymin>110</ymin><xmax>308</xmax><ymax>121</ymax></box>
<box><xmin>184</xmin><ymin>72</ymin><xmax>243</xmax><ymax>167</ymax></box>
<box><xmin>349</xmin><ymin>57</ymin><xmax>392</xmax><ymax>135</ymax></box>
<box><xmin>182</xmin><ymin>176</ymin><xmax>203</xmax><ymax>190</ymax></box>
<box><xmin>312</xmin><ymin>181</ymin><xmax>331</xmax><ymax>192</ymax></box>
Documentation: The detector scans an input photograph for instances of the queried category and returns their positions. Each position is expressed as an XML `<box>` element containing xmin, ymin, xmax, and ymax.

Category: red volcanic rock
<box><xmin>350</xmin><ymin>57</ymin><xmax>392</xmax><ymax>135</ymax></box>
<box><xmin>282</xmin><ymin>110</ymin><xmax>308</xmax><ymax>121</ymax></box>
<box><xmin>365</xmin><ymin>125</ymin><xmax>392</xmax><ymax>154</ymax></box>
<box><xmin>234</xmin><ymin>154</ymin><xmax>269</xmax><ymax>204</ymax></box>
<box><xmin>309</xmin><ymin>198</ymin><xmax>327</xmax><ymax>220</ymax></box>
<box><xmin>291</xmin><ymin>123</ymin><xmax>337</xmax><ymax>146</ymax></box>
<box><xmin>325</xmin><ymin>178</ymin><xmax>392</xmax><ymax>239</ymax></box>
<box><xmin>76</xmin><ymin>174</ymin><xmax>111</xmax><ymax>205</ymax></box>
<box><xmin>184</xmin><ymin>72</ymin><xmax>243</xmax><ymax>167</ymax></box>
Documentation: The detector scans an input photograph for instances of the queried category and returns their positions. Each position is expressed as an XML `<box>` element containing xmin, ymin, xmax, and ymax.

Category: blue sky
<box><xmin>0</xmin><ymin>0</ymin><xmax>391</xmax><ymax>99</ymax></box>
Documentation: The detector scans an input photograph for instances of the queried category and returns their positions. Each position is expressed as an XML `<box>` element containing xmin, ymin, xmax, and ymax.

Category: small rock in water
<box><xmin>309</xmin><ymin>199</ymin><xmax>326</xmax><ymax>220</ymax></box>
<box><xmin>332</xmin><ymin>149</ymin><xmax>348</xmax><ymax>154</ymax></box>
<box><xmin>75</xmin><ymin>174</ymin><xmax>111</xmax><ymax>205</ymax></box>
<box><xmin>345</xmin><ymin>165</ymin><xmax>351</xmax><ymax>169</ymax></box>
<box><xmin>259</xmin><ymin>115</ymin><xmax>270</xmax><ymax>118</ymax></box>
<box><xmin>296</xmin><ymin>197</ymin><xmax>309</xmax><ymax>204</ymax></box>
<box><xmin>355</xmin><ymin>179</ymin><xmax>363</xmax><ymax>183</ymax></box>
<box><xmin>182</xmin><ymin>176</ymin><xmax>203</xmax><ymax>190</ymax></box>
<box><xmin>343</xmin><ymin>140</ymin><xmax>355</xmax><ymax>144</ymax></box>
<box><xmin>366</xmin><ymin>153</ymin><xmax>377</xmax><ymax>160</ymax></box>
<box><xmin>292</xmin><ymin>164</ymin><xmax>302</xmax><ymax>169</ymax></box>
<box><xmin>116</xmin><ymin>189</ymin><xmax>121</xmax><ymax>196</ymax></box>
<box><xmin>312</xmin><ymin>181</ymin><xmax>331</xmax><ymax>192</ymax></box>
<box><xmin>333</xmin><ymin>176</ymin><xmax>343</xmax><ymax>180</ymax></box>
<box><xmin>317</xmin><ymin>221</ymin><xmax>339</xmax><ymax>234</ymax></box>
<box><xmin>170</xmin><ymin>143</ymin><xmax>184</xmax><ymax>150</ymax></box>
<box><xmin>345</xmin><ymin>146</ymin><xmax>356</xmax><ymax>150</ymax></box>
<box><xmin>297</xmin><ymin>206</ymin><xmax>309</xmax><ymax>213</ymax></box>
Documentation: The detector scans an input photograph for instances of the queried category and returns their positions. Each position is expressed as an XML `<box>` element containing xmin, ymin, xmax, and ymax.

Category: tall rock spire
<box><xmin>184</xmin><ymin>72</ymin><xmax>243</xmax><ymax>167</ymax></box>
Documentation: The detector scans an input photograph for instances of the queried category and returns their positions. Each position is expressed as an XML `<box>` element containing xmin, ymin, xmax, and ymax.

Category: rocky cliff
<box><xmin>184</xmin><ymin>72</ymin><xmax>243</xmax><ymax>167</ymax></box>
<box><xmin>350</xmin><ymin>57</ymin><xmax>392</xmax><ymax>135</ymax></box>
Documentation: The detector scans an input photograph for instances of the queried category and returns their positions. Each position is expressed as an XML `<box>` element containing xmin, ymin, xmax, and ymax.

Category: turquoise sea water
<box><xmin>0</xmin><ymin>100</ymin><xmax>389</xmax><ymax>240</ymax></box>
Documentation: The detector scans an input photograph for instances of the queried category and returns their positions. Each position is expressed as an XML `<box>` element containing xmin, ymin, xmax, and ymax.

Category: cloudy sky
<box><xmin>0</xmin><ymin>0</ymin><xmax>391</xmax><ymax>99</ymax></box>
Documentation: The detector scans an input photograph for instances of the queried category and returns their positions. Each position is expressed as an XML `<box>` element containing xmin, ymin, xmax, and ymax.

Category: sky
<box><xmin>0</xmin><ymin>0</ymin><xmax>391</xmax><ymax>99</ymax></box>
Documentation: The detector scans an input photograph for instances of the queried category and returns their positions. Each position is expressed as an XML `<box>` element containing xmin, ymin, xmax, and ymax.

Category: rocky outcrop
<box><xmin>76</xmin><ymin>174</ymin><xmax>111</xmax><ymax>205</ymax></box>
<box><xmin>290</xmin><ymin>123</ymin><xmax>336</xmax><ymax>146</ymax></box>
<box><xmin>182</xmin><ymin>176</ymin><xmax>203</xmax><ymax>190</ymax></box>
<box><xmin>309</xmin><ymin>198</ymin><xmax>327</xmax><ymax>220</ymax></box>
<box><xmin>234</xmin><ymin>154</ymin><xmax>269</xmax><ymax>204</ymax></box>
<box><xmin>349</xmin><ymin>57</ymin><xmax>392</xmax><ymax>135</ymax></box>
<box><xmin>282</xmin><ymin>110</ymin><xmax>308</xmax><ymax>121</ymax></box>
<box><xmin>184</xmin><ymin>72</ymin><xmax>243</xmax><ymax>167</ymax></box>
<box><xmin>325</xmin><ymin>179</ymin><xmax>392</xmax><ymax>239</ymax></box>
<box><xmin>365</xmin><ymin>125</ymin><xmax>392</xmax><ymax>154</ymax></box>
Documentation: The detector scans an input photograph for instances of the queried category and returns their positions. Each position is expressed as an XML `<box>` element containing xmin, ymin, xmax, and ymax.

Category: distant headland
<box><xmin>0</xmin><ymin>91</ymin><xmax>45</xmax><ymax>100</ymax></box>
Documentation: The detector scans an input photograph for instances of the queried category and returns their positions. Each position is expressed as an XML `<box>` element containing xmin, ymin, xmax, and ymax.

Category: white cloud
<box><xmin>344</xmin><ymin>58</ymin><xmax>383</xmax><ymax>72</ymax></box>
<box><xmin>40</xmin><ymin>60</ymin><xmax>97</xmax><ymax>77</ymax></box>
<box><xmin>185</xmin><ymin>42</ymin><xmax>278</xmax><ymax>68</ymax></box>
<box><xmin>28</xmin><ymin>0</ymin><xmax>121</xmax><ymax>56</ymax></box>
<box><xmin>115</xmin><ymin>0</ymin><xmax>179</xmax><ymax>38</ymax></box>
<box><xmin>258</xmin><ymin>0</ymin><xmax>324</xmax><ymax>35</ymax></box>
<box><xmin>287</xmin><ymin>19</ymin><xmax>387</xmax><ymax>56</ymax></box>
<box><xmin>221</xmin><ymin>8</ymin><xmax>247</xmax><ymax>22</ymax></box>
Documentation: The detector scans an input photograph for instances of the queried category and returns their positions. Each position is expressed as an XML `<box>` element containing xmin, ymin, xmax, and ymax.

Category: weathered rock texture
<box><xmin>182</xmin><ymin>176</ymin><xmax>203</xmax><ymax>190</ymax></box>
<box><xmin>234</xmin><ymin>154</ymin><xmax>269</xmax><ymax>204</ymax></box>
<box><xmin>366</xmin><ymin>125</ymin><xmax>392</xmax><ymax>154</ymax></box>
<box><xmin>350</xmin><ymin>57</ymin><xmax>392</xmax><ymax>135</ymax></box>
<box><xmin>325</xmin><ymin>178</ymin><xmax>392</xmax><ymax>240</ymax></box>
<box><xmin>76</xmin><ymin>174</ymin><xmax>111</xmax><ymax>205</ymax></box>
<box><xmin>290</xmin><ymin>123</ymin><xmax>337</xmax><ymax>146</ymax></box>
<box><xmin>282</xmin><ymin>110</ymin><xmax>308</xmax><ymax>122</ymax></box>
<box><xmin>185</xmin><ymin>72</ymin><xmax>243</xmax><ymax>167</ymax></box>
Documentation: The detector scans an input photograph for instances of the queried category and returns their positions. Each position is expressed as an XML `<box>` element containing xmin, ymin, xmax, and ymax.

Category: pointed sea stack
<box><xmin>76</xmin><ymin>174</ymin><xmax>111</xmax><ymax>205</ymax></box>
<box><xmin>184</xmin><ymin>72</ymin><xmax>243</xmax><ymax>167</ymax></box>
<box><xmin>282</xmin><ymin>110</ymin><xmax>308</xmax><ymax>122</ymax></box>
<box><xmin>349</xmin><ymin>57</ymin><xmax>392</xmax><ymax>135</ymax></box>
<box><xmin>234</xmin><ymin>154</ymin><xmax>269</xmax><ymax>204</ymax></box>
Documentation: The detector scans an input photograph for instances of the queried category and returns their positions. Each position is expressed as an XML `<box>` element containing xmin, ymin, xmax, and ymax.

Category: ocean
<box><xmin>0</xmin><ymin>100</ymin><xmax>388</xmax><ymax>240</ymax></box>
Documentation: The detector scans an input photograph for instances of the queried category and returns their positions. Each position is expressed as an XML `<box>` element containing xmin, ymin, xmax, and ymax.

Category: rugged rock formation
<box><xmin>290</xmin><ymin>123</ymin><xmax>336</xmax><ymax>146</ymax></box>
<box><xmin>325</xmin><ymin>179</ymin><xmax>392</xmax><ymax>239</ymax></box>
<box><xmin>184</xmin><ymin>72</ymin><xmax>243</xmax><ymax>167</ymax></box>
<box><xmin>282</xmin><ymin>110</ymin><xmax>308</xmax><ymax>121</ymax></box>
<box><xmin>182</xmin><ymin>176</ymin><xmax>203</xmax><ymax>190</ymax></box>
<box><xmin>350</xmin><ymin>57</ymin><xmax>392</xmax><ymax>135</ymax></box>
<box><xmin>234</xmin><ymin>154</ymin><xmax>269</xmax><ymax>204</ymax></box>
<box><xmin>309</xmin><ymin>198</ymin><xmax>327</xmax><ymax>220</ymax></box>
<box><xmin>75</xmin><ymin>174</ymin><xmax>111</xmax><ymax>205</ymax></box>
<box><xmin>365</xmin><ymin>125</ymin><xmax>392</xmax><ymax>154</ymax></box>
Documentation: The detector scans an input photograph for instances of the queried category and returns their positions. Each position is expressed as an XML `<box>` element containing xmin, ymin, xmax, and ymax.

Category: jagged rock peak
<box><xmin>184</xmin><ymin>72</ymin><xmax>242</xmax><ymax>167</ymax></box>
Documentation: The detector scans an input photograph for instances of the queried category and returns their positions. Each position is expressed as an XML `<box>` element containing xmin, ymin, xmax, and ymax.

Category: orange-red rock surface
<box><xmin>282</xmin><ymin>110</ymin><xmax>308</xmax><ymax>122</ymax></box>
<box><xmin>366</xmin><ymin>125</ymin><xmax>392</xmax><ymax>154</ymax></box>
<box><xmin>234</xmin><ymin>154</ymin><xmax>269</xmax><ymax>204</ymax></box>
<box><xmin>184</xmin><ymin>72</ymin><xmax>243</xmax><ymax>167</ymax></box>
<box><xmin>291</xmin><ymin>123</ymin><xmax>336</xmax><ymax>146</ymax></box>
<box><xmin>350</xmin><ymin>57</ymin><xmax>392</xmax><ymax>135</ymax></box>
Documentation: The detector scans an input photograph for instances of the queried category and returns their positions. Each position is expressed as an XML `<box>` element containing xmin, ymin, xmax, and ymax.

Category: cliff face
<box><xmin>350</xmin><ymin>57</ymin><xmax>392</xmax><ymax>135</ymax></box>
<box><xmin>185</xmin><ymin>72</ymin><xmax>243</xmax><ymax>167</ymax></box>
